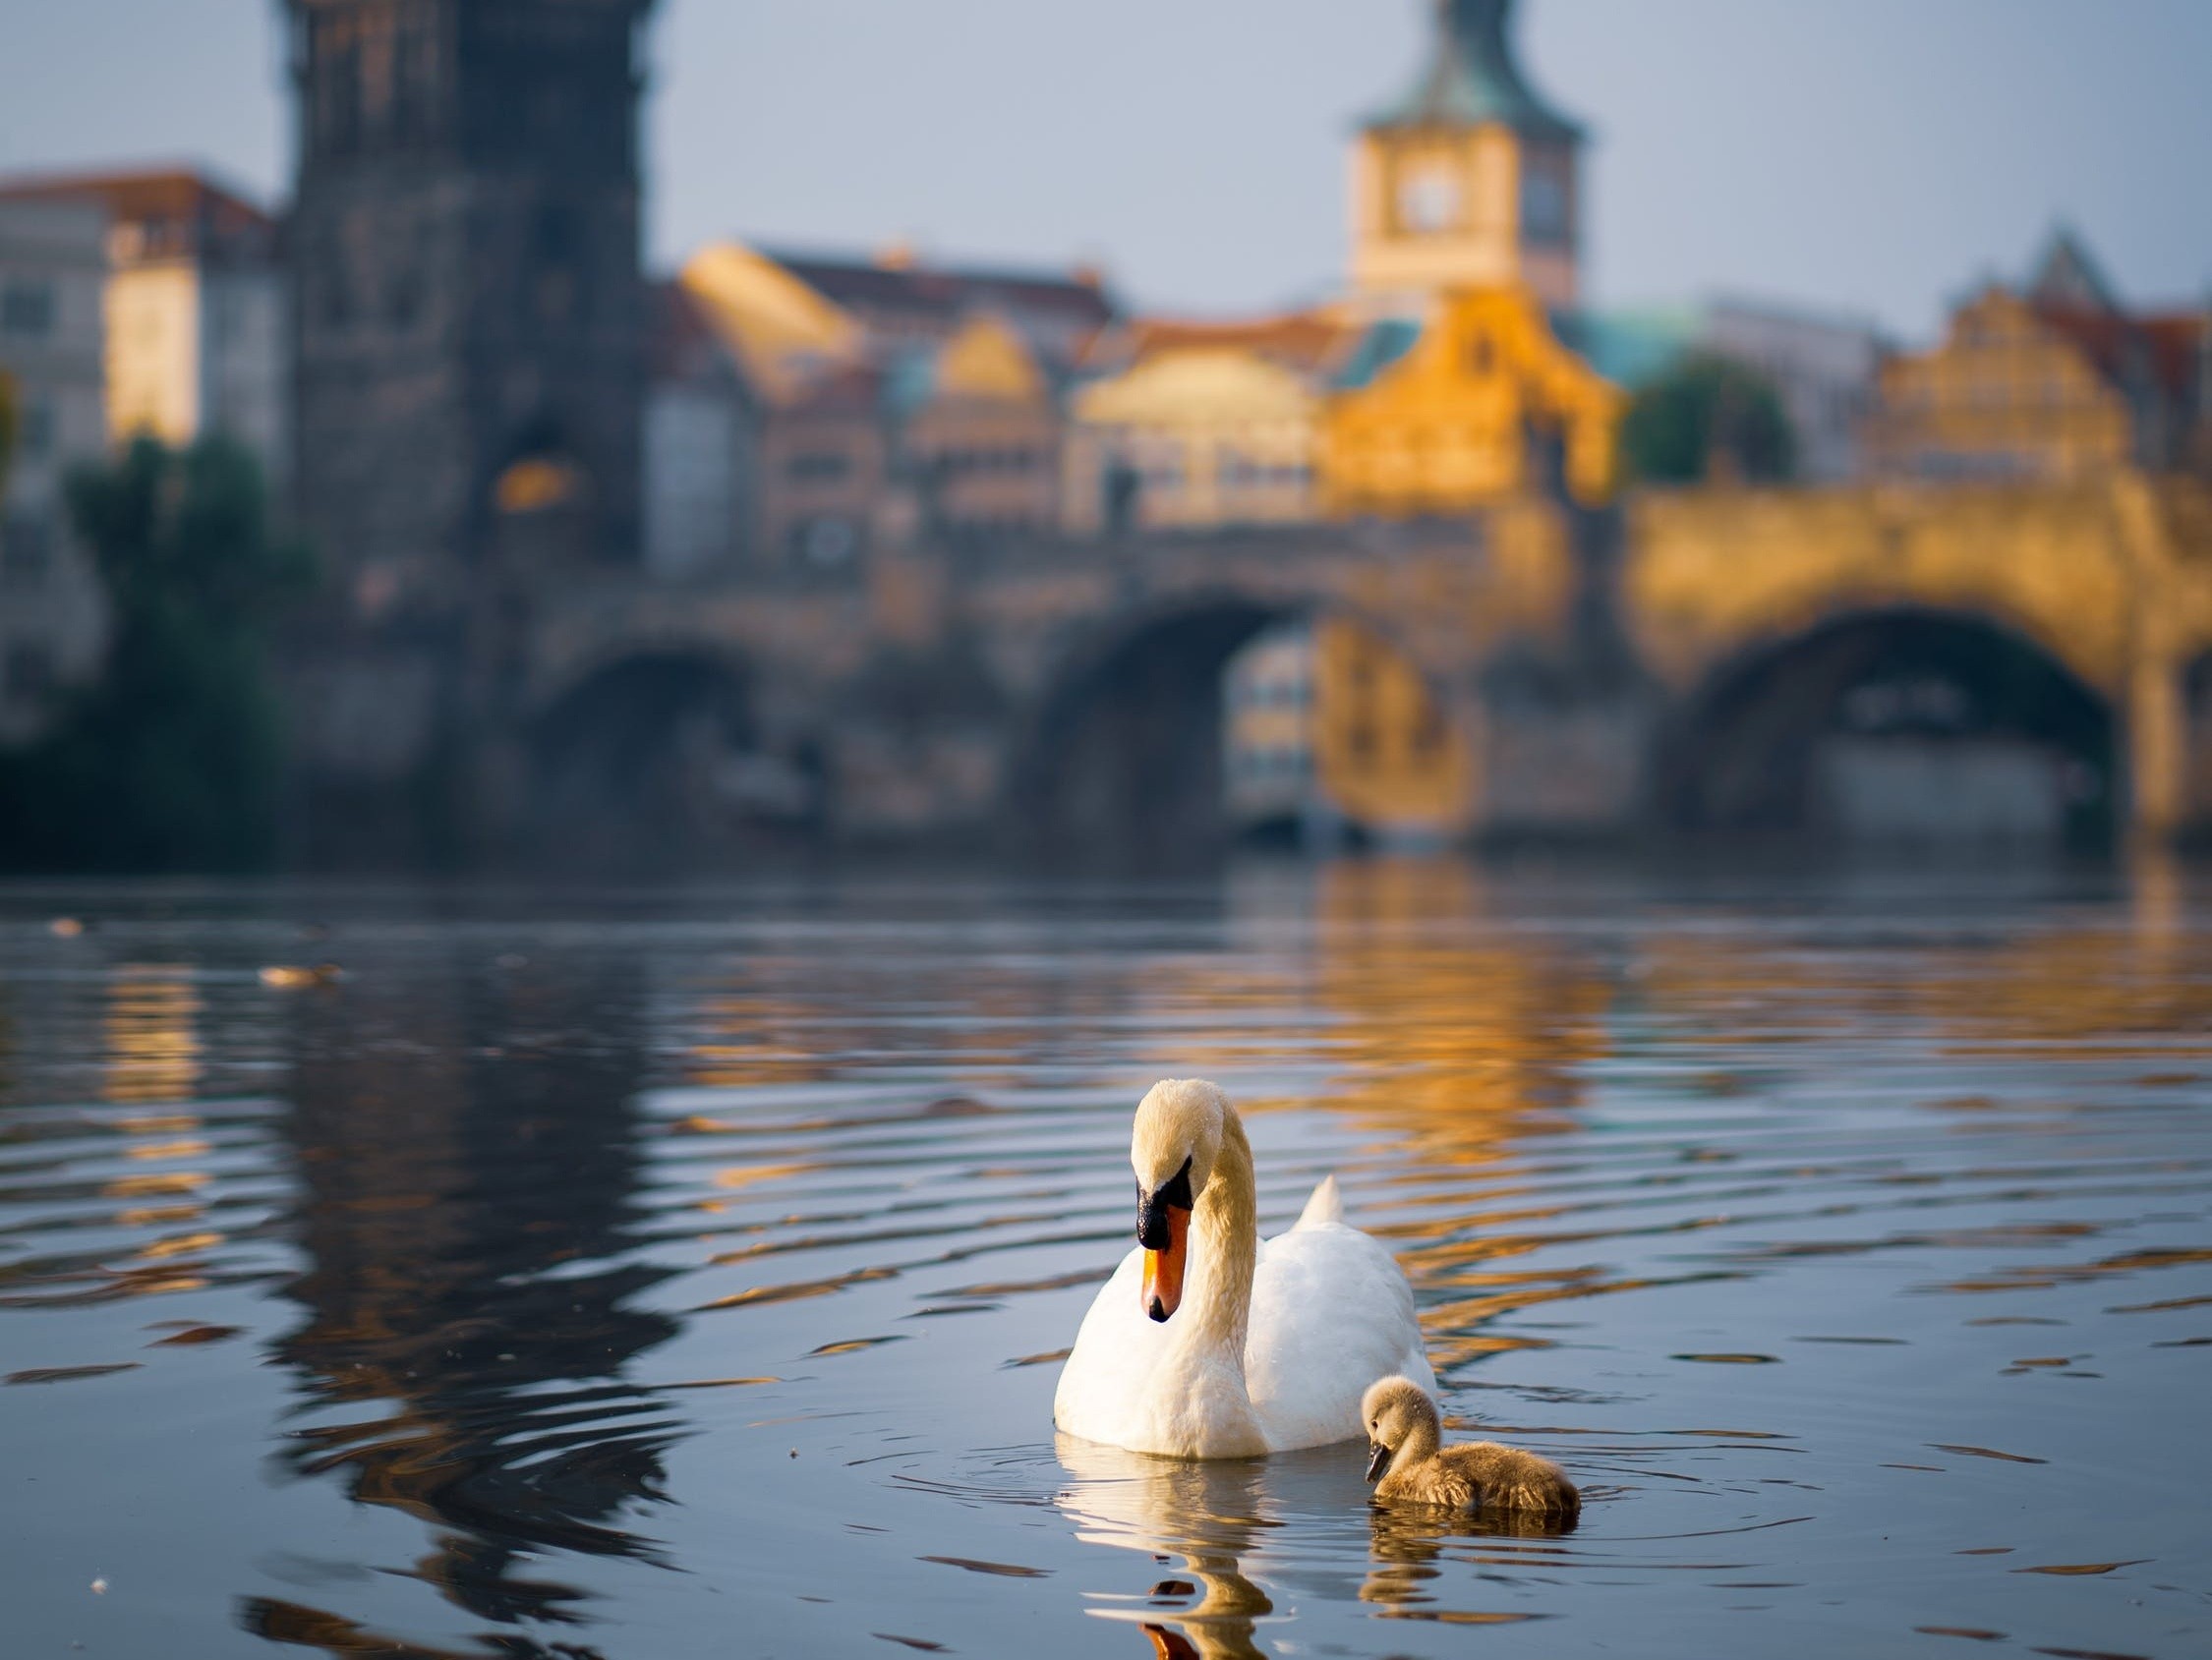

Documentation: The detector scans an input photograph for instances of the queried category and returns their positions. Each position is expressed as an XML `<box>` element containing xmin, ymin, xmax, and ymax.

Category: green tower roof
<box><xmin>1365</xmin><ymin>0</ymin><xmax>1585</xmax><ymax>143</ymax></box>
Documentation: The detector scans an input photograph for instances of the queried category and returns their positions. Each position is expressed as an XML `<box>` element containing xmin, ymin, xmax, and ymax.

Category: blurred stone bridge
<box><xmin>326</xmin><ymin>472</ymin><xmax>2212</xmax><ymax>864</ymax></box>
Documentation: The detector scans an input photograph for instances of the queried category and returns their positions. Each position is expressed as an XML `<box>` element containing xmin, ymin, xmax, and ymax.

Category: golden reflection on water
<box><xmin>1628</xmin><ymin>906</ymin><xmax>2212</xmax><ymax>1062</ymax></box>
<box><xmin>103</xmin><ymin>964</ymin><xmax>201</xmax><ymax>1104</ymax></box>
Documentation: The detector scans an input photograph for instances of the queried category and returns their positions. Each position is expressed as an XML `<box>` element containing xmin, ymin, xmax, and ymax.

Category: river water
<box><xmin>1</xmin><ymin>860</ymin><xmax>2207</xmax><ymax>1659</ymax></box>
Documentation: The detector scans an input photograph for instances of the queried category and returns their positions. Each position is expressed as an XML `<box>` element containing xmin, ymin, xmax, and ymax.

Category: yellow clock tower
<box><xmin>1350</xmin><ymin>0</ymin><xmax>1586</xmax><ymax>315</ymax></box>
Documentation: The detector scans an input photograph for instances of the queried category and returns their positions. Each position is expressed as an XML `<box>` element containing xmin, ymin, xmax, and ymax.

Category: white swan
<box><xmin>1054</xmin><ymin>1078</ymin><xmax>1435</xmax><ymax>1459</ymax></box>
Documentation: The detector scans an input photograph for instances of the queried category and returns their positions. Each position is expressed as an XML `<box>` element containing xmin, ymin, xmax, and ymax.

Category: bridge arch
<box><xmin>526</xmin><ymin>646</ymin><xmax>821</xmax><ymax>869</ymax></box>
<box><xmin>2184</xmin><ymin>649</ymin><xmax>2212</xmax><ymax>839</ymax></box>
<box><xmin>1007</xmin><ymin>587</ymin><xmax>1471</xmax><ymax>864</ymax></box>
<box><xmin>1659</xmin><ymin>605</ymin><xmax>2120</xmax><ymax>846</ymax></box>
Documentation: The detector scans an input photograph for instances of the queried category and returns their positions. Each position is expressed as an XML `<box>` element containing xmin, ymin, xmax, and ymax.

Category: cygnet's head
<box><xmin>1361</xmin><ymin>1374</ymin><xmax>1442</xmax><ymax>1483</ymax></box>
<box><xmin>1129</xmin><ymin>1079</ymin><xmax>1231</xmax><ymax>1325</ymax></box>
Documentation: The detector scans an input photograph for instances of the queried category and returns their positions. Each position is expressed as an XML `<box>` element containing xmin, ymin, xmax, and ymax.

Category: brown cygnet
<box><xmin>1361</xmin><ymin>1375</ymin><xmax>1579</xmax><ymax>1517</ymax></box>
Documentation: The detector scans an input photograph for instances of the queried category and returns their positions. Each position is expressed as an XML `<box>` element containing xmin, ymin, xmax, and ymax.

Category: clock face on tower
<box><xmin>1396</xmin><ymin>162</ymin><xmax>1463</xmax><ymax>236</ymax></box>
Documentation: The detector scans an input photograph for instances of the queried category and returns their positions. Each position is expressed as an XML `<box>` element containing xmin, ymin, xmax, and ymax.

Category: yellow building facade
<box><xmin>1064</xmin><ymin>347</ymin><xmax>1323</xmax><ymax>534</ymax></box>
<box><xmin>1221</xmin><ymin>616</ymin><xmax>1474</xmax><ymax>843</ymax></box>
<box><xmin>1323</xmin><ymin>285</ymin><xmax>1623</xmax><ymax>513</ymax></box>
<box><xmin>1310</xmin><ymin>618</ymin><xmax>1474</xmax><ymax>834</ymax></box>
<box><xmin>900</xmin><ymin>315</ymin><xmax>1061</xmax><ymax>534</ymax></box>
<box><xmin>1868</xmin><ymin>287</ymin><xmax>2134</xmax><ymax>482</ymax></box>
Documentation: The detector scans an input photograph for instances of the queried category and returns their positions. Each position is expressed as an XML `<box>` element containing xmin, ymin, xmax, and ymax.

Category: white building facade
<box><xmin>0</xmin><ymin>170</ymin><xmax>289</xmax><ymax>490</ymax></box>
<box><xmin>0</xmin><ymin>199</ymin><xmax>111</xmax><ymax>743</ymax></box>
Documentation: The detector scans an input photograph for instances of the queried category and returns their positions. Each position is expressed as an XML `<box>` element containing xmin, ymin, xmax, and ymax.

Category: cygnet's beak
<box><xmin>1136</xmin><ymin>1157</ymin><xmax>1194</xmax><ymax>1323</ymax></box>
<box><xmin>1366</xmin><ymin>1440</ymin><xmax>1393</xmax><ymax>1483</ymax></box>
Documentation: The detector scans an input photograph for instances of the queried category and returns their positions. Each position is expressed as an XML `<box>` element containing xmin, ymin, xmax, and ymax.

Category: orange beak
<box><xmin>1142</xmin><ymin>1204</ymin><xmax>1189</xmax><ymax>1323</ymax></box>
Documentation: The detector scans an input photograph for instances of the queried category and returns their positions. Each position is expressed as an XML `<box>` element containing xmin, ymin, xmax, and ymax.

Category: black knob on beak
<box><xmin>1135</xmin><ymin>1156</ymin><xmax>1194</xmax><ymax>1247</ymax></box>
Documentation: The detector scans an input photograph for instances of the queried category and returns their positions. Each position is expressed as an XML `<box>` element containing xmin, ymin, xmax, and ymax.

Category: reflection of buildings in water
<box><xmin>667</xmin><ymin>949</ymin><xmax>1130</xmax><ymax>1094</ymax></box>
<box><xmin>1183</xmin><ymin>860</ymin><xmax>1616</xmax><ymax>1372</ymax></box>
<box><xmin>104</xmin><ymin>963</ymin><xmax>203</xmax><ymax>1104</ymax></box>
<box><xmin>1054</xmin><ymin>1436</ymin><xmax>1286</xmax><ymax>1660</ymax></box>
<box><xmin>266</xmin><ymin>956</ymin><xmax>682</xmax><ymax>1631</ymax></box>
<box><xmin>1630</xmin><ymin>901</ymin><xmax>2212</xmax><ymax>1063</ymax></box>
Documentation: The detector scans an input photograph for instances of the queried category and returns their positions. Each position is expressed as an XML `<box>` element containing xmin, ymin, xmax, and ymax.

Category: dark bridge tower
<box><xmin>286</xmin><ymin>0</ymin><xmax>653</xmax><ymax>596</ymax></box>
<box><xmin>284</xmin><ymin>0</ymin><xmax>654</xmax><ymax>860</ymax></box>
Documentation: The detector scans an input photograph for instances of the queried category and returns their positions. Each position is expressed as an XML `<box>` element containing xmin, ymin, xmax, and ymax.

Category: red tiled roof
<box><xmin>761</xmin><ymin>248</ymin><xmax>1116</xmax><ymax>348</ymax></box>
<box><xmin>0</xmin><ymin>165</ymin><xmax>276</xmax><ymax>263</ymax></box>
<box><xmin>2037</xmin><ymin>302</ymin><xmax>2204</xmax><ymax>403</ymax></box>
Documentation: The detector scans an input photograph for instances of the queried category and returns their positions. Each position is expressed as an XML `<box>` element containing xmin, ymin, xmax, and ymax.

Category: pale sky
<box><xmin>2</xmin><ymin>1</ymin><xmax>2207</xmax><ymax>339</ymax></box>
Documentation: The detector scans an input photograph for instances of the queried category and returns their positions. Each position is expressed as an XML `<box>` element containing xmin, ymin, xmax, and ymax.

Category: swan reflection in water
<box><xmin>1055</xmin><ymin>1432</ymin><xmax>1579</xmax><ymax>1657</ymax></box>
<box><xmin>1055</xmin><ymin>1434</ymin><xmax>1312</xmax><ymax>1660</ymax></box>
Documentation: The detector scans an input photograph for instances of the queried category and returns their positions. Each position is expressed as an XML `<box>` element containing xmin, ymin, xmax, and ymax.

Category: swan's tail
<box><xmin>1294</xmin><ymin>1173</ymin><xmax>1345</xmax><ymax>1230</ymax></box>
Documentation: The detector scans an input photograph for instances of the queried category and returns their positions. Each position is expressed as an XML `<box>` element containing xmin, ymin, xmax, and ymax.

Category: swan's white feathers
<box><xmin>1056</xmin><ymin>1143</ymin><xmax>1434</xmax><ymax>1458</ymax></box>
<box><xmin>1295</xmin><ymin>1173</ymin><xmax>1344</xmax><ymax>1230</ymax></box>
<box><xmin>1243</xmin><ymin>1218</ymin><xmax>1435</xmax><ymax>1450</ymax></box>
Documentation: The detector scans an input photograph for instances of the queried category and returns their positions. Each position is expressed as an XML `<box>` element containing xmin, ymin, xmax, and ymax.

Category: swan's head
<box><xmin>1129</xmin><ymin>1078</ymin><xmax>1229</xmax><ymax>1324</ymax></box>
<box><xmin>1361</xmin><ymin>1374</ymin><xmax>1440</xmax><ymax>1483</ymax></box>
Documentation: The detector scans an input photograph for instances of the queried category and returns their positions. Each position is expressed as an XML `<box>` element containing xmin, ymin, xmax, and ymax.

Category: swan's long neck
<box><xmin>1180</xmin><ymin>1108</ymin><xmax>1258</xmax><ymax>1366</ymax></box>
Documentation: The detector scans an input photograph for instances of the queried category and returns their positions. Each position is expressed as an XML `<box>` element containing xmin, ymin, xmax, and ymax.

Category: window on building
<box><xmin>2</xmin><ymin>280</ymin><xmax>57</xmax><ymax>337</ymax></box>
<box><xmin>4</xmin><ymin>640</ymin><xmax>54</xmax><ymax>700</ymax></box>
<box><xmin>2</xmin><ymin>514</ymin><xmax>52</xmax><ymax>589</ymax></box>
<box><xmin>1522</xmin><ymin>163</ymin><xmax>1568</xmax><ymax>244</ymax></box>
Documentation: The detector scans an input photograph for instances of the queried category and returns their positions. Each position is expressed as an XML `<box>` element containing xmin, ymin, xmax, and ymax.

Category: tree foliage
<box><xmin>1621</xmin><ymin>351</ymin><xmax>1798</xmax><ymax>486</ymax></box>
<box><xmin>0</xmin><ymin>435</ymin><xmax>315</xmax><ymax>872</ymax></box>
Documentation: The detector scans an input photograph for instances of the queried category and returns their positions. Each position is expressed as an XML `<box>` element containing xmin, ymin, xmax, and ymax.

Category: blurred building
<box><xmin>0</xmin><ymin>168</ymin><xmax>288</xmax><ymax>487</ymax></box>
<box><xmin>1869</xmin><ymin>230</ymin><xmax>2207</xmax><ymax>483</ymax></box>
<box><xmin>1350</xmin><ymin>0</ymin><xmax>1585</xmax><ymax>317</ymax></box>
<box><xmin>1222</xmin><ymin>621</ymin><xmax>1315</xmax><ymax>830</ymax></box>
<box><xmin>1324</xmin><ymin>286</ymin><xmax>1622</xmax><ymax>512</ymax></box>
<box><xmin>895</xmin><ymin>314</ymin><xmax>1061</xmax><ymax>537</ymax></box>
<box><xmin>666</xmin><ymin>240</ymin><xmax>1114</xmax><ymax>566</ymax></box>
<box><xmin>1699</xmin><ymin>300</ymin><xmax>1888</xmax><ymax>483</ymax></box>
<box><xmin>765</xmin><ymin>241</ymin><xmax>1114</xmax><ymax>375</ymax></box>
<box><xmin>1221</xmin><ymin>617</ymin><xmax>1472</xmax><ymax>846</ymax></box>
<box><xmin>1310</xmin><ymin>619</ymin><xmax>1472</xmax><ymax>840</ymax></box>
<box><xmin>285</xmin><ymin>0</ymin><xmax>655</xmax><ymax>616</ymax></box>
<box><xmin>1063</xmin><ymin>314</ymin><xmax>1356</xmax><ymax>534</ymax></box>
<box><xmin>672</xmin><ymin>241</ymin><xmax>882</xmax><ymax>571</ymax></box>
<box><xmin>642</xmin><ymin>278</ymin><xmax>753</xmax><ymax>580</ymax></box>
<box><xmin>1578</xmin><ymin>297</ymin><xmax>1889</xmax><ymax>483</ymax></box>
<box><xmin>0</xmin><ymin>198</ymin><xmax>110</xmax><ymax>744</ymax></box>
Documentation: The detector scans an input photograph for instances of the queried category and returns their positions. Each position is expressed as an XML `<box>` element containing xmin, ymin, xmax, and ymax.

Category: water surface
<box><xmin>1</xmin><ymin>861</ymin><xmax>2208</xmax><ymax>1658</ymax></box>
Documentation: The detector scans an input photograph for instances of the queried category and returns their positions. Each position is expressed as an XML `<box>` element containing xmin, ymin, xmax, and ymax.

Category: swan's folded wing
<box><xmin>1052</xmin><ymin>1246</ymin><xmax>1167</xmax><ymax>1447</ymax></box>
<box><xmin>1245</xmin><ymin>1223</ymin><xmax>1436</xmax><ymax>1451</ymax></box>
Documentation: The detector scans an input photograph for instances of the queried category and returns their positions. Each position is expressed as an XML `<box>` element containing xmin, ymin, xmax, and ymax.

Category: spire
<box><xmin>2029</xmin><ymin>225</ymin><xmax>2121</xmax><ymax>315</ymax></box>
<box><xmin>1366</xmin><ymin>0</ymin><xmax>1584</xmax><ymax>142</ymax></box>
